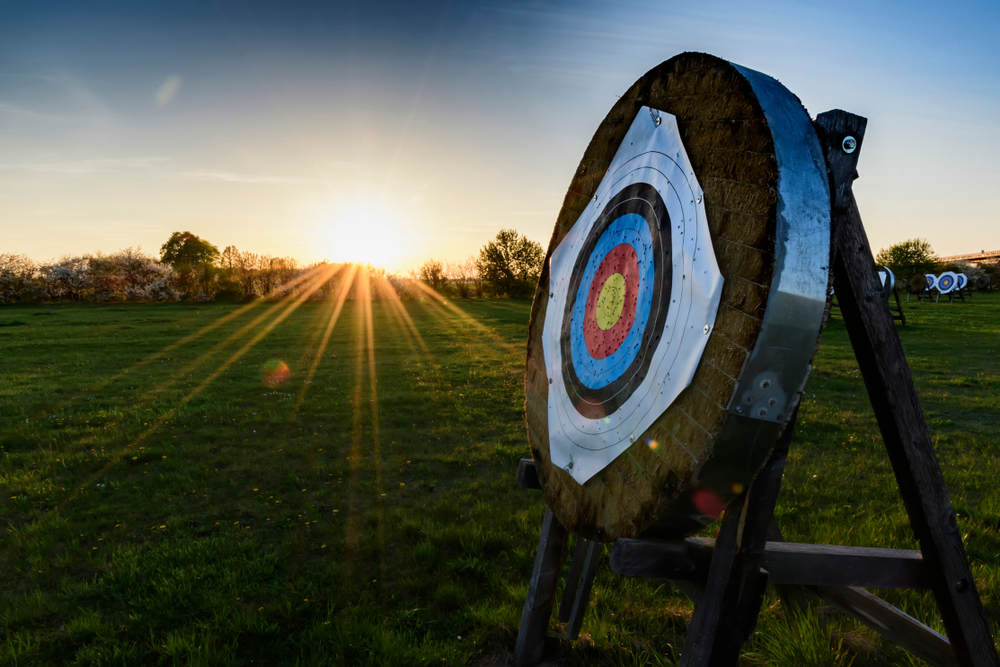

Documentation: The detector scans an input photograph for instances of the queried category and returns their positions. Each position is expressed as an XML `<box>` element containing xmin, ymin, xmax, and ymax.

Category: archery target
<box><xmin>926</xmin><ymin>274</ymin><xmax>937</xmax><ymax>290</ymax></box>
<box><xmin>937</xmin><ymin>272</ymin><xmax>957</xmax><ymax>293</ymax></box>
<box><xmin>877</xmin><ymin>266</ymin><xmax>895</xmax><ymax>299</ymax></box>
<box><xmin>956</xmin><ymin>273</ymin><xmax>968</xmax><ymax>291</ymax></box>
<box><xmin>542</xmin><ymin>108</ymin><xmax>723</xmax><ymax>484</ymax></box>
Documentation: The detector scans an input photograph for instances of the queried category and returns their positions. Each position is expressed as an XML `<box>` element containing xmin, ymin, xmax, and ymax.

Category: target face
<box><xmin>938</xmin><ymin>272</ymin><xmax>957</xmax><ymax>293</ymax></box>
<box><xmin>956</xmin><ymin>273</ymin><xmax>968</xmax><ymax>290</ymax></box>
<box><xmin>926</xmin><ymin>274</ymin><xmax>936</xmax><ymax>290</ymax></box>
<box><xmin>543</xmin><ymin>108</ymin><xmax>723</xmax><ymax>484</ymax></box>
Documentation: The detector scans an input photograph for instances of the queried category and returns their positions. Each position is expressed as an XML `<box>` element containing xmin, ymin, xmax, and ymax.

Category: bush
<box><xmin>0</xmin><ymin>253</ymin><xmax>40</xmax><ymax>304</ymax></box>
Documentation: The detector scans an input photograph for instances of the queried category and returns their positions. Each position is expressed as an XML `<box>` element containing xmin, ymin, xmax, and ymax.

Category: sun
<box><xmin>314</xmin><ymin>198</ymin><xmax>411</xmax><ymax>268</ymax></box>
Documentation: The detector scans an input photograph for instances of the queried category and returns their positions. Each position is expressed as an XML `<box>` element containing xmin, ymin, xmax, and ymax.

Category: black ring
<box><xmin>560</xmin><ymin>182</ymin><xmax>672</xmax><ymax>419</ymax></box>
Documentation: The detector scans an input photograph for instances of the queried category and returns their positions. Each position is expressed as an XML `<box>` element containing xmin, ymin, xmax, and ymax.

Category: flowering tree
<box><xmin>0</xmin><ymin>253</ymin><xmax>40</xmax><ymax>303</ymax></box>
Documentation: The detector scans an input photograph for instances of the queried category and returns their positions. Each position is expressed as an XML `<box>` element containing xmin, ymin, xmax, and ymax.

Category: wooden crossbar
<box><xmin>610</xmin><ymin>537</ymin><xmax>929</xmax><ymax>589</ymax></box>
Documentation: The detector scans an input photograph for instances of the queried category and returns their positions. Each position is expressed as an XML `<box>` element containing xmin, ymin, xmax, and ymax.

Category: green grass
<box><xmin>0</xmin><ymin>294</ymin><xmax>998</xmax><ymax>665</ymax></box>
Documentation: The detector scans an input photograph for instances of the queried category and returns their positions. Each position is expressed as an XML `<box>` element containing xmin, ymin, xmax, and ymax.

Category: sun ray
<box><xmin>27</xmin><ymin>263</ymin><xmax>334</xmax><ymax>425</ymax></box>
<box><xmin>287</xmin><ymin>264</ymin><xmax>359</xmax><ymax>424</ymax></box>
<box><xmin>360</xmin><ymin>270</ymin><xmax>387</xmax><ymax>590</ymax></box>
<box><xmin>410</xmin><ymin>281</ymin><xmax>522</xmax><ymax>358</ymax></box>
<box><xmin>94</xmin><ymin>264</ymin><xmax>345</xmax><ymax>418</ymax></box>
<box><xmin>374</xmin><ymin>274</ymin><xmax>428</xmax><ymax>358</ymax></box>
<box><xmin>344</xmin><ymin>277</ymin><xmax>367</xmax><ymax>581</ymax></box>
<box><xmin>49</xmin><ymin>263</ymin><xmax>341</xmax><ymax>517</ymax></box>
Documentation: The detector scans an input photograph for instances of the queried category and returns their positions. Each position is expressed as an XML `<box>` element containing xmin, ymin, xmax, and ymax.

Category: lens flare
<box><xmin>691</xmin><ymin>487</ymin><xmax>725</xmax><ymax>519</ymax></box>
<box><xmin>156</xmin><ymin>75</ymin><xmax>182</xmax><ymax>107</ymax></box>
<box><xmin>261</xmin><ymin>358</ymin><xmax>291</xmax><ymax>386</ymax></box>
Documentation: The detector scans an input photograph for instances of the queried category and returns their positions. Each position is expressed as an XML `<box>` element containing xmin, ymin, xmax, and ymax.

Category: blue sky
<box><xmin>2</xmin><ymin>0</ymin><xmax>998</xmax><ymax>269</ymax></box>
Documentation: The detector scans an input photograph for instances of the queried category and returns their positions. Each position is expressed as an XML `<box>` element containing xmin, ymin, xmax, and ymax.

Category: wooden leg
<box><xmin>813</xmin><ymin>585</ymin><xmax>958</xmax><ymax>667</ymax></box>
<box><xmin>514</xmin><ymin>507</ymin><xmax>570</xmax><ymax>667</ymax></box>
<box><xmin>564</xmin><ymin>540</ymin><xmax>601</xmax><ymax>640</ymax></box>
<box><xmin>893</xmin><ymin>287</ymin><xmax>906</xmax><ymax>326</ymax></box>
<box><xmin>818</xmin><ymin>109</ymin><xmax>998</xmax><ymax>666</ymax></box>
<box><xmin>679</xmin><ymin>409</ymin><xmax>798</xmax><ymax>666</ymax></box>
<box><xmin>558</xmin><ymin>536</ymin><xmax>589</xmax><ymax>623</ymax></box>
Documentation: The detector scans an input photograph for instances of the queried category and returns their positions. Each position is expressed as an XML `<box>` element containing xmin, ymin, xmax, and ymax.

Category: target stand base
<box><xmin>512</xmin><ymin>110</ymin><xmax>998</xmax><ymax>667</ymax></box>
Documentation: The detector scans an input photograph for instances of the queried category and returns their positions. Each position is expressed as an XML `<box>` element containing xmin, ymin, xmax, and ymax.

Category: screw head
<box><xmin>956</xmin><ymin>578</ymin><xmax>969</xmax><ymax>593</ymax></box>
<box><xmin>703</xmin><ymin>324</ymin><xmax>710</xmax><ymax>334</ymax></box>
<box><xmin>842</xmin><ymin>136</ymin><xmax>857</xmax><ymax>153</ymax></box>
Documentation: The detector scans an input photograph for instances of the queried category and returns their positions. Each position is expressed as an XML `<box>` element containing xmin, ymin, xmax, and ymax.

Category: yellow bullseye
<box><xmin>595</xmin><ymin>273</ymin><xmax>626</xmax><ymax>330</ymax></box>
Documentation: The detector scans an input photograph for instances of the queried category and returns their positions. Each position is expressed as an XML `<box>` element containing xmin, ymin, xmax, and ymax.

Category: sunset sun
<box><xmin>315</xmin><ymin>198</ymin><xmax>411</xmax><ymax>268</ymax></box>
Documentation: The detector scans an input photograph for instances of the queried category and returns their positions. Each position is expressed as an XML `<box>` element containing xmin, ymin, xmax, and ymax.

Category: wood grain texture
<box><xmin>525</xmin><ymin>52</ymin><xmax>782</xmax><ymax>541</ymax></box>
<box><xmin>513</xmin><ymin>508</ymin><xmax>569</xmax><ymax>667</ymax></box>
<box><xmin>819</xmin><ymin>109</ymin><xmax>999</xmax><ymax>666</ymax></box>
<box><xmin>611</xmin><ymin>537</ymin><xmax>931</xmax><ymax>589</ymax></box>
<box><xmin>813</xmin><ymin>586</ymin><xmax>958</xmax><ymax>667</ymax></box>
<box><xmin>679</xmin><ymin>407</ymin><xmax>795</xmax><ymax>665</ymax></box>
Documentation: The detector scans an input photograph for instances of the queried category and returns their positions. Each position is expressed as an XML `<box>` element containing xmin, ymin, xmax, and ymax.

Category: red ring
<box><xmin>583</xmin><ymin>244</ymin><xmax>639</xmax><ymax>359</ymax></box>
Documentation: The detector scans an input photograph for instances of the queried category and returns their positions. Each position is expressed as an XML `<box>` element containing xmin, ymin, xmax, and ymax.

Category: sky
<box><xmin>2</xmin><ymin>0</ymin><xmax>998</xmax><ymax>272</ymax></box>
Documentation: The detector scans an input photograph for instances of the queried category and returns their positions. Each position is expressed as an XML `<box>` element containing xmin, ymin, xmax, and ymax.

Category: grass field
<box><xmin>1</xmin><ymin>290</ymin><xmax>998</xmax><ymax>666</ymax></box>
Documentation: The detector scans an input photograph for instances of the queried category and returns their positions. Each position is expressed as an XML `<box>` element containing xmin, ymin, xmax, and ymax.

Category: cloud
<box><xmin>0</xmin><ymin>157</ymin><xmax>168</xmax><ymax>174</ymax></box>
<box><xmin>0</xmin><ymin>100</ymin><xmax>67</xmax><ymax>122</ymax></box>
<box><xmin>178</xmin><ymin>170</ymin><xmax>329</xmax><ymax>185</ymax></box>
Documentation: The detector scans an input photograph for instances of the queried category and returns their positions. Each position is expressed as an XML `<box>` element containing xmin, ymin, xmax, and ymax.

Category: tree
<box><xmin>0</xmin><ymin>253</ymin><xmax>40</xmax><ymax>303</ymax></box>
<box><xmin>419</xmin><ymin>258</ymin><xmax>447</xmax><ymax>292</ymax></box>
<box><xmin>476</xmin><ymin>229</ymin><xmax>544</xmax><ymax>297</ymax></box>
<box><xmin>447</xmin><ymin>257</ymin><xmax>478</xmax><ymax>298</ymax></box>
<box><xmin>874</xmin><ymin>238</ymin><xmax>940</xmax><ymax>281</ymax></box>
<box><xmin>159</xmin><ymin>231</ymin><xmax>220</xmax><ymax>268</ymax></box>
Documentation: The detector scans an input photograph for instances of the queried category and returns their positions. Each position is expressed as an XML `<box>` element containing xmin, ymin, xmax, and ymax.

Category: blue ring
<box><xmin>569</xmin><ymin>213</ymin><xmax>655</xmax><ymax>389</ymax></box>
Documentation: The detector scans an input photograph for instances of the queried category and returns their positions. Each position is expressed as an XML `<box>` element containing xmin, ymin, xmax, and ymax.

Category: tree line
<box><xmin>0</xmin><ymin>228</ymin><xmax>545</xmax><ymax>304</ymax></box>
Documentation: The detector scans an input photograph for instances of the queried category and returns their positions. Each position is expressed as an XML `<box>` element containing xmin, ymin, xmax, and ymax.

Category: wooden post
<box><xmin>563</xmin><ymin>540</ymin><xmax>601</xmax><ymax>641</ymax></box>
<box><xmin>817</xmin><ymin>109</ymin><xmax>999</xmax><ymax>666</ymax></box>
<box><xmin>679</xmin><ymin>409</ymin><xmax>798</xmax><ymax>665</ymax></box>
<box><xmin>514</xmin><ymin>507</ymin><xmax>570</xmax><ymax>666</ymax></box>
<box><xmin>558</xmin><ymin>537</ymin><xmax>590</xmax><ymax>624</ymax></box>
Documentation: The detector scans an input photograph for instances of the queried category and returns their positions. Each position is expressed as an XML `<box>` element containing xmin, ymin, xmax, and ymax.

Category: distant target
<box><xmin>876</xmin><ymin>266</ymin><xmax>895</xmax><ymax>300</ymax></box>
<box><xmin>956</xmin><ymin>273</ymin><xmax>968</xmax><ymax>291</ymax></box>
<box><xmin>937</xmin><ymin>272</ymin><xmax>957</xmax><ymax>294</ymax></box>
<box><xmin>926</xmin><ymin>274</ymin><xmax>937</xmax><ymax>290</ymax></box>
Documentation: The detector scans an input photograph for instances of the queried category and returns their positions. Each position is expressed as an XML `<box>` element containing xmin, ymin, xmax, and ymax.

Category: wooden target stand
<box><xmin>512</xmin><ymin>110</ymin><xmax>998</xmax><ymax>667</ymax></box>
<box><xmin>831</xmin><ymin>275</ymin><xmax>905</xmax><ymax>326</ymax></box>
